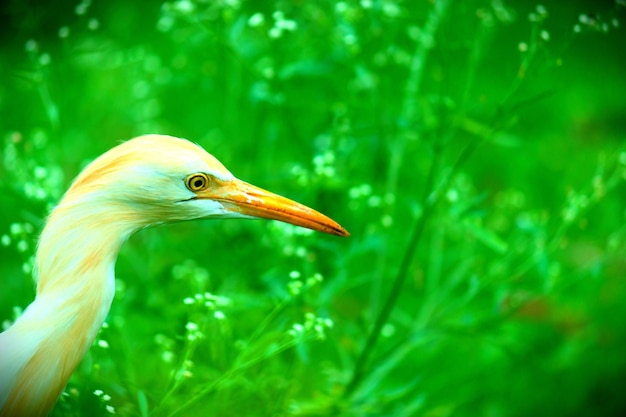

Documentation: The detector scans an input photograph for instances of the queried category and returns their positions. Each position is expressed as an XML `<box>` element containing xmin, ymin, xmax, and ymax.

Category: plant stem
<box><xmin>341</xmin><ymin>125</ymin><xmax>485</xmax><ymax>400</ymax></box>
<box><xmin>342</xmin><ymin>146</ymin><xmax>441</xmax><ymax>399</ymax></box>
<box><xmin>341</xmin><ymin>0</ymin><xmax>451</xmax><ymax>400</ymax></box>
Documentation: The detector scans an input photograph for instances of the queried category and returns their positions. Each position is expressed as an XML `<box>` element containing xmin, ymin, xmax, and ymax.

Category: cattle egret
<box><xmin>0</xmin><ymin>134</ymin><xmax>348</xmax><ymax>416</ymax></box>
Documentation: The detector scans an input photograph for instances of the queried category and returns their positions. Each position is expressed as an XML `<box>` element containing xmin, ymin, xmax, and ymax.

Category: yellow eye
<box><xmin>185</xmin><ymin>173</ymin><xmax>210</xmax><ymax>192</ymax></box>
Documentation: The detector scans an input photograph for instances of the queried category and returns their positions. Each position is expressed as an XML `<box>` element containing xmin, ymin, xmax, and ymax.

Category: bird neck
<box><xmin>0</xmin><ymin>195</ymin><xmax>137</xmax><ymax>416</ymax></box>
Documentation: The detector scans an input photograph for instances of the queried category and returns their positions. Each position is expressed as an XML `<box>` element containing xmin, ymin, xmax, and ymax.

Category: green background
<box><xmin>1</xmin><ymin>0</ymin><xmax>626</xmax><ymax>416</ymax></box>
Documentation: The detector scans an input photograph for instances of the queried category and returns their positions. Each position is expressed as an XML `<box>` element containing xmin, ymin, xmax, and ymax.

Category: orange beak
<box><xmin>197</xmin><ymin>178</ymin><xmax>349</xmax><ymax>237</ymax></box>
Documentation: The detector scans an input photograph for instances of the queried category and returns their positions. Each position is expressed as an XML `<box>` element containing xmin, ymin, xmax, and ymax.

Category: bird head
<box><xmin>64</xmin><ymin>134</ymin><xmax>349</xmax><ymax>236</ymax></box>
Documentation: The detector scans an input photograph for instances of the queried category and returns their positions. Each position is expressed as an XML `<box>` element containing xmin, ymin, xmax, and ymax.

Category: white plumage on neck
<box><xmin>0</xmin><ymin>199</ymin><xmax>128</xmax><ymax>416</ymax></box>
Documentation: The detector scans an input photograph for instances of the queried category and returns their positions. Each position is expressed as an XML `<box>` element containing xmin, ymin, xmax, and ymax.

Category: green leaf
<box><xmin>137</xmin><ymin>390</ymin><xmax>149</xmax><ymax>417</ymax></box>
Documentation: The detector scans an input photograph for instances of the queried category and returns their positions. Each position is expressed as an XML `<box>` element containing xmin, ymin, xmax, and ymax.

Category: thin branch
<box><xmin>341</xmin><ymin>145</ymin><xmax>442</xmax><ymax>399</ymax></box>
<box><xmin>340</xmin><ymin>0</ymin><xmax>452</xmax><ymax>400</ymax></box>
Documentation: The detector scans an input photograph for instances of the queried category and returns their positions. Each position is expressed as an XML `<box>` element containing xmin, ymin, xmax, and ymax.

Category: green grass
<box><xmin>2</xmin><ymin>0</ymin><xmax>626</xmax><ymax>416</ymax></box>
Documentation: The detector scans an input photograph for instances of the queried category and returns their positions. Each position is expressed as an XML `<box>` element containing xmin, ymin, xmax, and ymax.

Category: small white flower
<box><xmin>335</xmin><ymin>2</ymin><xmax>348</xmax><ymax>13</ymax></box>
<box><xmin>87</xmin><ymin>18</ymin><xmax>100</xmax><ymax>30</ymax></box>
<box><xmin>288</xmin><ymin>280</ymin><xmax>302</xmax><ymax>295</ymax></box>
<box><xmin>59</xmin><ymin>26</ymin><xmax>70</xmax><ymax>38</ymax></box>
<box><xmin>536</xmin><ymin>4</ymin><xmax>547</xmax><ymax>16</ymax></box>
<box><xmin>173</xmin><ymin>0</ymin><xmax>194</xmax><ymax>14</ymax></box>
<box><xmin>25</xmin><ymin>40</ymin><xmax>37</xmax><ymax>52</ymax></box>
<box><xmin>248</xmin><ymin>12</ymin><xmax>265</xmax><ymax>27</ymax></box>
<box><xmin>17</xmin><ymin>240</ymin><xmax>28</xmax><ymax>253</ymax></box>
<box><xmin>39</xmin><ymin>53</ymin><xmax>51</xmax><ymax>66</ymax></box>
<box><xmin>9</xmin><ymin>223</ymin><xmax>22</xmax><ymax>235</ymax></box>
<box><xmin>277</xmin><ymin>19</ymin><xmax>297</xmax><ymax>31</ymax></box>
<box><xmin>269</xmin><ymin>27</ymin><xmax>282</xmax><ymax>39</ymax></box>
<box><xmin>162</xmin><ymin>351</ymin><xmax>175</xmax><ymax>363</ymax></box>
<box><xmin>75</xmin><ymin>2</ymin><xmax>88</xmax><ymax>15</ymax></box>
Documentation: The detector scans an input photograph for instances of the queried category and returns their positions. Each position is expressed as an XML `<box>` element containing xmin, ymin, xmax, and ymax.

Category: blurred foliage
<box><xmin>1</xmin><ymin>0</ymin><xmax>626</xmax><ymax>416</ymax></box>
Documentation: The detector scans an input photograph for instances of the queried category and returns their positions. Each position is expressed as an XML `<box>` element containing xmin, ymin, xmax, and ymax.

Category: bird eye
<box><xmin>185</xmin><ymin>173</ymin><xmax>210</xmax><ymax>192</ymax></box>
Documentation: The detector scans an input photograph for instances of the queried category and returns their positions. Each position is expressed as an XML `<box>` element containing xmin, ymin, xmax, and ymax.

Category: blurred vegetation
<box><xmin>1</xmin><ymin>0</ymin><xmax>626</xmax><ymax>416</ymax></box>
